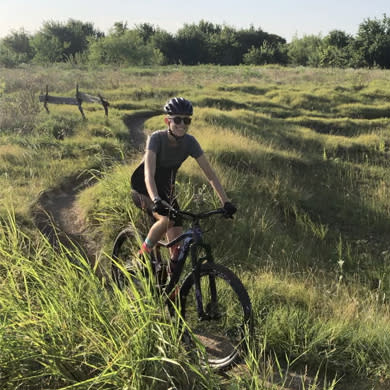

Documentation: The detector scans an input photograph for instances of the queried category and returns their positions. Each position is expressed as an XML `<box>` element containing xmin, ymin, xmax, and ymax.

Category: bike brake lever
<box><xmin>161</xmin><ymin>200</ymin><xmax>176</xmax><ymax>213</ymax></box>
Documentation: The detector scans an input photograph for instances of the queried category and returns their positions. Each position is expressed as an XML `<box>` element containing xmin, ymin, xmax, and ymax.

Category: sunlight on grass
<box><xmin>0</xmin><ymin>209</ymin><xmax>212</xmax><ymax>389</ymax></box>
<box><xmin>3</xmin><ymin>65</ymin><xmax>390</xmax><ymax>388</ymax></box>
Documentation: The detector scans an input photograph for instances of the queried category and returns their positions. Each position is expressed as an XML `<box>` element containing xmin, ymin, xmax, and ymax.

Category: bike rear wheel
<box><xmin>112</xmin><ymin>227</ymin><xmax>169</xmax><ymax>291</ymax></box>
<box><xmin>112</xmin><ymin>227</ymin><xmax>146</xmax><ymax>290</ymax></box>
<box><xmin>179</xmin><ymin>263</ymin><xmax>252</xmax><ymax>369</ymax></box>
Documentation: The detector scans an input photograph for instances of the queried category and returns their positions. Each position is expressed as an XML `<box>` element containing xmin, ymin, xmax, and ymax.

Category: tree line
<box><xmin>1</xmin><ymin>15</ymin><xmax>390</xmax><ymax>68</ymax></box>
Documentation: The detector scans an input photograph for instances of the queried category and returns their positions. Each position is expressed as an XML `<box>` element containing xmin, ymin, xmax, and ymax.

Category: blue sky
<box><xmin>0</xmin><ymin>0</ymin><xmax>389</xmax><ymax>42</ymax></box>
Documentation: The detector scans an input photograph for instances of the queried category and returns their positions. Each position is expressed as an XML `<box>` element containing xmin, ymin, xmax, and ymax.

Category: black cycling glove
<box><xmin>223</xmin><ymin>201</ymin><xmax>237</xmax><ymax>218</ymax></box>
<box><xmin>152</xmin><ymin>197</ymin><xmax>169</xmax><ymax>216</ymax></box>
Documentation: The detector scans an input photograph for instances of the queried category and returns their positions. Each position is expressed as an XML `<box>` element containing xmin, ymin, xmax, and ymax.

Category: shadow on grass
<box><xmin>287</xmin><ymin>117</ymin><xmax>390</xmax><ymax>137</ymax></box>
<box><xmin>213</xmin><ymin>128</ymin><xmax>390</xmax><ymax>283</ymax></box>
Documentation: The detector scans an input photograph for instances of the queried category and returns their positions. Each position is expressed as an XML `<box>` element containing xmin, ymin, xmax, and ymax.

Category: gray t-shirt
<box><xmin>147</xmin><ymin>130</ymin><xmax>203</xmax><ymax>167</ymax></box>
<box><xmin>131</xmin><ymin>129</ymin><xmax>203</xmax><ymax>198</ymax></box>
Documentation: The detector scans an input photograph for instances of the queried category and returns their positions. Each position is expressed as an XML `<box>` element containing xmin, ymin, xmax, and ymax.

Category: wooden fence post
<box><xmin>39</xmin><ymin>85</ymin><xmax>109</xmax><ymax>119</ymax></box>
<box><xmin>76</xmin><ymin>84</ymin><xmax>86</xmax><ymax>120</ymax></box>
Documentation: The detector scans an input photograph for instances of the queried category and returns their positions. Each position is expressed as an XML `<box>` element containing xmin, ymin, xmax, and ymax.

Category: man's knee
<box><xmin>156</xmin><ymin>215</ymin><xmax>174</xmax><ymax>227</ymax></box>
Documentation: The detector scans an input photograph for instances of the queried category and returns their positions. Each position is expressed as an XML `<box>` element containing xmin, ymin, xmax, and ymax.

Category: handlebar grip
<box><xmin>161</xmin><ymin>200</ymin><xmax>172</xmax><ymax>209</ymax></box>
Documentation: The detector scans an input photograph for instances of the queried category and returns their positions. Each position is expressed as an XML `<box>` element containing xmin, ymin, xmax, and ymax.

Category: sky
<box><xmin>0</xmin><ymin>0</ymin><xmax>389</xmax><ymax>42</ymax></box>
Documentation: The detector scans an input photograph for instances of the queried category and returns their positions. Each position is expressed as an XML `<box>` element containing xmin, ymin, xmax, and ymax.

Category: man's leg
<box><xmin>166</xmin><ymin>226</ymin><xmax>183</xmax><ymax>255</ymax></box>
<box><xmin>143</xmin><ymin>215</ymin><xmax>173</xmax><ymax>252</ymax></box>
<box><xmin>131</xmin><ymin>191</ymin><xmax>171</xmax><ymax>252</ymax></box>
<box><xmin>165</xmin><ymin>225</ymin><xmax>183</xmax><ymax>274</ymax></box>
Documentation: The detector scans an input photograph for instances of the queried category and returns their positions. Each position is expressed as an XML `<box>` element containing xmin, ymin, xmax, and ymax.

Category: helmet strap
<box><xmin>168</xmin><ymin>128</ymin><xmax>184</xmax><ymax>141</ymax></box>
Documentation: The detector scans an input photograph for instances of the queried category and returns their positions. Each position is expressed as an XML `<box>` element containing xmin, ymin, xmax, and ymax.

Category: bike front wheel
<box><xmin>179</xmin><ymin>263</ymin><xmax>252</xmax><ymax>369</ymax></box>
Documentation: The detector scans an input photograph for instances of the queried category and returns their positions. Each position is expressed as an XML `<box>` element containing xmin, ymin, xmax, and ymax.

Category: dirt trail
<box><xmin>32</xmin><ymin>112</ymin><xmax>151</xmax><ymax>265</ymax></box>
<box><xmin>32</xmin><ymin>173</ymin><xmax>99</xmax><ymax>263</ymax></box>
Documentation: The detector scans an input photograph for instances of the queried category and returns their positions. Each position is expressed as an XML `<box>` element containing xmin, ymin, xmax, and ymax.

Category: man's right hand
<box><xmin>223</xmin><ymin>201</ymin><xmax>237</xmax><ymax>218</ymax></box>
<box><xmin>152</xmin><ymin>197</ymin><xmax>169</xmax><ymax>216</ymax></box>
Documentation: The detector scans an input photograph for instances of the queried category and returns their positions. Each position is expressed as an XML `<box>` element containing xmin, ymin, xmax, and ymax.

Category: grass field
<box><xmin>1</xmin><ymin>64</ymin><xmax>390</xmax><ymax>389</ymax></box>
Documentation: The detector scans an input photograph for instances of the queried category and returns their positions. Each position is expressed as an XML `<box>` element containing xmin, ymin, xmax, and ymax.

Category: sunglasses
<box><xmin>169</xmin><ymin>116</ymin><xmax>192</xmax><ymax>125</ymax></box>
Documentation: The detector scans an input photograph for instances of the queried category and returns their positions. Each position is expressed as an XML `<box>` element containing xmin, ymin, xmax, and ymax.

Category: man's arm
<box><xmin>144</xmin><ymin>149</ymin><xmax>159</xmax><ymax>201</ymax></box>
<box><xmin>196</xmin><ymin>154</ymin><xmax>230</xmax><ymax>205</ymax></box>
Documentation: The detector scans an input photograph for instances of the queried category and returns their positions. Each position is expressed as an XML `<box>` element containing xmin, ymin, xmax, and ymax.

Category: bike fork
<box><xmin>192</xmin><ymin>244</ymin><xmax>217</xmax><ymax>321</ymax></box>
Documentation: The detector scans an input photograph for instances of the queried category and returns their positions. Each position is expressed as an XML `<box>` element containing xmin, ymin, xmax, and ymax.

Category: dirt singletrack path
<box><xmin>32</xmin><ymin>112</ymin><xmax>152</xmax><ymax>266</ymax></box>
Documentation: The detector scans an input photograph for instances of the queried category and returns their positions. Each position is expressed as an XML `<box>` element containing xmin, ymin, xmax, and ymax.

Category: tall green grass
<box><xmin>1</xmin><ymin>210</ymin><xmax>222</xmax><ymax>389</ymax></box>
<box><xmin>6</xmin><ymin>205</ymin><xmax>388</xmax><ymax>389</ymax></box>
<box><xmin>3</xmin><ymin>64</ymin><xmax>390</xmax><ymax>388</ymax></box>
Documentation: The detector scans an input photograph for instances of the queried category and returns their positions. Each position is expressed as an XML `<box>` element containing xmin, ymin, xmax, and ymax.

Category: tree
<box><xmin>2</xmin><ymin>29</ymin><xmax>34</xmax><ymax>59</ymax></box>
<box><xmin>31</xmin><ymin>34</ymin><xmax>64</xmax><ymax>63</ymax></box>
<box><xmin>88</xmin><ymin>29</ymin><xmax>164</xmax><ymax>65</ymax></box>
<box><xmin>151</xmin><ymin>29</ymin><xmax>176</xmax><ymax>64</ymax></box>
<box><xmin>174</xmin><ymin>21</ymin><xmax>286</xmax><ymax>65</ymax></box>
<box><xmin>136</xmin><ymin>23</ymin><xmax>157</xmax><ymax>43</ymax></box>
<box><xmin>110</xmin><ymin>22</ymin><xmax>128</xmax><ymax>36</ymax></box>
<box><xmin>319</xmin><ymin>30</ymin><xmax>354</xmax><ymax>67</ymax></box>
<box><xmin>288</xmin><ymin>34</ymin><xmax>324</xmax><ymax>66</ymax></box>
<box><xmin>175</xmin><ymin>22</ymin><xmax>210</xmax><ymax>64</ymax></box>
<box><xmin>236</xmin><ymin>26</ymin><xmax>286</xmax><ymax>64</ymax></box>
<box><xmin>353</xmin><ymin>14</ymin><xmax>390</xmax><ymax>68</ymax></box>
<box><xmin>208</xmin><ymin>26</ymin><xmax>240</xmax><ymax>65</ymax></box>
<box><xmin>0</xmin><ymin>29</ymin><xmax>34</xmax><ymax>66</ymax></box>
<box><xmin>31</xmin><ymin>19</ymin><xmax>102</xmax><ymax>63</ymax></box>
<box><xmin>324</xmin><ymin>30</ymin><xmax>353</xmax><ymax>49</ymax></box>
<box><xmin>243</xmin><ymin>41</ymin><xmax>288</xmax><ymax>65</ymax></box>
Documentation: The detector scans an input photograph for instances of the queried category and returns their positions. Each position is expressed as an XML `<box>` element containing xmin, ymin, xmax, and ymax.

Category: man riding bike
<box><xmin>130</xmin><ymin>97</ymin><xmax>236</xmax><ymax>270</ymax></box>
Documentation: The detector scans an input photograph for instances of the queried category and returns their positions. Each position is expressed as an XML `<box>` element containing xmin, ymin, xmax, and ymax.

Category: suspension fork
<box><xmin>192</xmin><ymin>243</ymin><xmax>217</xmax><ymax>320</ymax></box>
<box><xmin>203</xmin><ymin>243</ymin><xmax>218</xmax><ymax>313</ymax></box>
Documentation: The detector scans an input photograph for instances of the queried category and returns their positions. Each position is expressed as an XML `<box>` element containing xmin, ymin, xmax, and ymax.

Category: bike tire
<box><xmin>179</xmin><ymin>262</ymin><xmax>252</xmax><ymax>369</ymax></box>
<box><xmin>111</xmin><ymin>227</ymin><xmax>145</xmax><ymax>290</ymax></box>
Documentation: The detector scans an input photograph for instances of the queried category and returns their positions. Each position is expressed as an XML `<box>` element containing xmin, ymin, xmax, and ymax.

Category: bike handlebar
<box><xmin>161</xmin><ymin>200</ymin><xmax>228</xmax><ymax>221</ymax></box>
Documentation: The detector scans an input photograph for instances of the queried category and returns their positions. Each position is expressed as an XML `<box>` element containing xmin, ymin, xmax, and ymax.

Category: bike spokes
<box><xmin>182</xmin><ymin>270</ymin><xmax>247</xmax><ymax>366</ymax></box>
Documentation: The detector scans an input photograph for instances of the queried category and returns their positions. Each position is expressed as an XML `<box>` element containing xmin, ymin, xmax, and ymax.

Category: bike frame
<box><xmin>154</xmin><ymin>207</ymin><xmax>224</xmax><ymax>320</ymax></box>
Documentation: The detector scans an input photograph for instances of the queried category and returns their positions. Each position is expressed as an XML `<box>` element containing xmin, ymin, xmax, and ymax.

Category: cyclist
<box><xmin>130</xmin><ymin>97</ymin><xmax>236</xmax><ymax>269</ymax></box>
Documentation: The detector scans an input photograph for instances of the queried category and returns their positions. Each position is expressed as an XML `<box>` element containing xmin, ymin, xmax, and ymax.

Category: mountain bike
<box><xmin>111</xmin><ymin>202</ymin><xmax>252</xmax><ymax>369</ymax></box>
